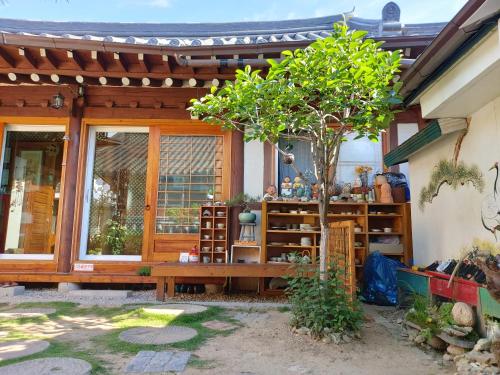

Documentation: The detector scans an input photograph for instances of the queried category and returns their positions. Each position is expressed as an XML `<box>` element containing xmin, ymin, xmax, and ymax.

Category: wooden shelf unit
<box><xmin>198</xmin><ymin>205</ymin><xmax>229</xmax><ymax>264</ymax></box>
<box><xmin>261</xmin><ymin>201</ymin><xmax>412</xmax><ymax>271</ymax></box>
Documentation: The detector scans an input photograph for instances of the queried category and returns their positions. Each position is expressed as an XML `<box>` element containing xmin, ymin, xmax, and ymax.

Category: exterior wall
<box><xmin>408</xmin><ymin>96</ymin><xmax>500</xmax><ymax>265</ymax></box>
<box><xmin>243</xmin><ymin>140</ymin><xmax>264</xmax><ymax>197</ymax></box>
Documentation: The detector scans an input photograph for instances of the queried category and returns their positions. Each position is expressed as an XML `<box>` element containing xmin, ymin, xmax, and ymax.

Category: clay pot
<box><xmin>238</xmin><ymin>212</ymin><xmax>256</xmax><ymax>223</ymax></box>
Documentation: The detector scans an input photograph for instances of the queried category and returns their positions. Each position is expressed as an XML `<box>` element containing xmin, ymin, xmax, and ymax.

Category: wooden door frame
<box><xmin>0</xmin><ymin>119</ymin><xmax>69</xmax><ymax>263</ymax></box>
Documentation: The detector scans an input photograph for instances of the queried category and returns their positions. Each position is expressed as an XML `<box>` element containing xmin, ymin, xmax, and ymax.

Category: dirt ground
<box><xmin>185</xmin><ymin>305</ymin><xmax>452</xmax><ymax>375</ymax></box>
<box><xmin>0</xmin><ymin>301</ymin><xmax>452</xmax><ymax>375</ymax></box>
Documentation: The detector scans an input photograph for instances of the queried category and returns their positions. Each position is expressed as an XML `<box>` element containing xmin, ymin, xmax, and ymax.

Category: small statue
<box><xmin>311</xmin><ymin>183</ymin><xmax>320</xmax><ymax>200</ymax></box>
<box><xmin>281</xmin><ymin>176</ymin><xmax>293</xmax><ymax>198</ymax></box>
<box><xmin>340</xmin><ymin>183</ymin><xmax>352</xmax><ymax>200</ymax></box>
<box><xmin>263</xmin><ymin>185</ymin><xmax>278</xmax><ymax>201</ymax></box>
<box><xmin>304</xmin><ymin>183</ymin><xmax>312</xmax><ymax>200</ymax></box>
<box><xmin>293</xmin><ymin>176</ymin><xmax>305</xmax><ymax>197</ymax></box>
<box><xmin>376</xmin><ymin>175</ymin><xmax>393</xmax><ymax>203</ymax></box>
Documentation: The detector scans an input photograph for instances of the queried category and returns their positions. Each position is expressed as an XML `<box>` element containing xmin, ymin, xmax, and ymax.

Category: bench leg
<box><xmin>167</xmin><ymin>276</ymin><xmax>175</xmax><ymax>298</ymax></box>
<box><xmin>156</xmin><ymin>277</ymin><xmax>166</xmax><ymax>302</ymax></box>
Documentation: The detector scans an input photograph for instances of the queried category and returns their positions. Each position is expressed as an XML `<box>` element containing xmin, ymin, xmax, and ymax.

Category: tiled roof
<box><xmin>0</xmin><ymin>2</ymin><xmax>447</xmax><ymax>47</ymax></box>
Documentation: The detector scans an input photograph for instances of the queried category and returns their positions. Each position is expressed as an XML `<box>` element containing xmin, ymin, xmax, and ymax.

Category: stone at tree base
<box><xmin>414</xmin><ymin>334</ymin><xmax>426</xmax><ymax>344</ymax></box>
<box><xmin>452</xmin><ymin>302</ymin><xmax>475</xmax><ymax>327</ymax></box>
<box><xmin>0</xmin><ymin>357</ymin><xmax>91</xmax><ymax>375</ymax></box>
<box><xmin>0</xmin><ymin>340</ymin><xmax>50</xmax><ymax>361</ymax></box>
<box><xmin>465</xmin><ymin>350</ymin><xmax>497</xmax><ymax>366</ymax></box>
<box><xmin>447</xmin><ymin>344</ymin><xmax>467</xmax><ymax>356</ymax></box>
<box><xmin>474</xmin><ymin>338</ymin><xmax>492</xmax><ymax>352</ymax></box>
<box><xmin>443</xmin><ymin>325</ymin><xmax>473</xmax><ymax>337</ymax></box>
<box><xmin>124</xmin><ymin>351</ymin><xmax>191</xmax><ymax>373</ymax></box>
<box><xmin>428</xmin><ymin>336</ymin><xmax>447</xmax><ymax>351</ymax></box>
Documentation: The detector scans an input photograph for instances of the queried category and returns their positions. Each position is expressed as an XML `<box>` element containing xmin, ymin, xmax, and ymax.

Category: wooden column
<box><xmin>57</xmin><ymin>98</ymin><xmax>83</xmax><ymax>273</ymax></box>
<box><xmin>229</xmin><ymin>131</ymin><xmax>244</xmax><ymax>245</ymax></box>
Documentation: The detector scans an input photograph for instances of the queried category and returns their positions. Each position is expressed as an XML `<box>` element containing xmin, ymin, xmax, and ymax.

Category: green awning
<box><xmin>384</xmin><ymin>118</ymin><xmax>467</xmax><ymax>167</ymax></box>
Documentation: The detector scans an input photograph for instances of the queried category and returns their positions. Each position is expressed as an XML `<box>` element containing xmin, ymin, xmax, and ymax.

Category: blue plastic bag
<box><xmin>361</xmin><ymin>251</ymin><xmax>407</xmax><ymax>306</ymax></box>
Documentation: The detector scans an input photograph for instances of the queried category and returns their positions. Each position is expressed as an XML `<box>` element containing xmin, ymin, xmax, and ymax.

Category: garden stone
<box><xmin>0</xmin><ymin>357</ymin><xmax>91</xmax><ymax>375</ymax></box>
<box><xmin>443</xmin><ymin>325</ymin><xmax>472</xmax><ymax>337</ymax></box>
<box><xmin>473</xmin><ymin>338</ymin><xmax>491</xmax><ymax>352</ymax></box>
<box><xmin>124</xmin><ymin>351</ymin><xmax>191</xmax><ymax>373</ymax></box>
<box><xmin>452</xmin><ymin>302</ymin><xmax>475</xmax><ymax>327</ymax></box>
<box><xmin>442</xmin><ymin>353</ymin><xmax>453</xmax><ymax>362</ymax></box>
<box><xmin>414</xmin><ymin>334</ymin><xmax>426</xmax><ymax>344</ymax></box>
<box><xmin>143</xmin><ymin>304</ymin><xmax>207</xmax><ymax>316</ymax></box>
<box><xmin>447</xmin><ymin>344</ymin><xmax>467</xmax><ymax>356</ymax></box>
<box><xmin>119</xmin><ymin>326</ymin><xmax>198</xmax><ymax>345</ymax></box>
<box><xmin>321</xmin><ymin>336</ymin><xmax>332</xmax><ymax>344</ymax></box>
<box><xmin>342</xmin><ymin>334</ymin><xmax>352</xmax><ymax>343</ymax></box>
<box><xmin>295</xmin><ymin>327</ymin><xmax>310</xmax><ymax>335</ymax></box>
<box><xmin>465</xmin><ymin>350</ymin><xmax>497</xmax><ymax>366</ymax></box>
<box><xmin>428</xmin><ymin>336</ymin><xmax>447</xmax><ymax>351</ymax></box>
<box><xmin>330</xmin><ymin>333</ymin><xmax>342</xmax><ymax>345</ymax></box>
<box><xmin>0</xmin><ymin>340</ymin><xmax>49</xmax><ymax>361</ymax></box>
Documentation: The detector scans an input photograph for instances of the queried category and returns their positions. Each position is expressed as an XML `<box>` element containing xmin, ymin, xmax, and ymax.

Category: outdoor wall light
<box><xmin>51</xmin><ymin>92</ymin><xmax>65</xmax><ymax>109</ymax></box>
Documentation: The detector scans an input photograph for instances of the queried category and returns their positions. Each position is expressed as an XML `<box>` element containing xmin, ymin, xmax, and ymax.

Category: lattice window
<box><xmin>156</xmin><ymin>136</ymin><xmax>223</xmax><ymax>234</ymax></box>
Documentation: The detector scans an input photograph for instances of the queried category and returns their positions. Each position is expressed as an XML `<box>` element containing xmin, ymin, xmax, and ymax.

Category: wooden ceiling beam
<box><xmin>50</xmin><ymin>74</ymin><xmax>77</xmax><ymax>84</ymax></box>
<box><xmin>121</xmin><ymin>77</ymin><xmax>142</xmax><ymax>86</ymax></box>
<box><xmin>113</xmin><ymin>52</ymin><xmax>128</xmax><ymax>72</ymax></box>
<box><xmin>99</xmin><ymin>76</ymin><xmax>122</xmax><ymax>86</ymax></box>
<box><xmin>39</xmin><ymin>48</ymin><xmax>59</xmax><ymax>69</ymax></box>
<box><xmin>141</xmin><ymin>77</ymin><xmax>163</xmax><ymax>87</ymax></box>
<box><xmin>76</xmin><ymin>75</ymin><xmax>100</xmax><ymax>85</ymax></box>
<box><xmin>91</xmin><ymin>50</ymin><xmax>107</xmax><ymax>71</ymax></box>
<box><xmin>67</xmin><ymin>50</ymin><xmax>85</xmax><ymax>70</ymax></box>
<box><xmin>18</xmin><ymin>47</ymin><xmax>38</xmax><ymax>69</ymax></box>
<box><xmin>0</xmin><ymin>48</ymin><xmax>15</xmax><ymax>68</ymax></box>
<box><xmin>137</xmin><ymin>53</ymin><xmax>151</xmax><ymax>73</ymax></box>
<box><xmin>164</xmin><ymin>78</ymin><xmax>183</xmax><ymax>87</ymax></box>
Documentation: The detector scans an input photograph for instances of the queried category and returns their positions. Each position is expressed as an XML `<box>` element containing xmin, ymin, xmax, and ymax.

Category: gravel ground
<box><xmin>0</xmin><ymin>287</ymin><xmax>288</xmax><ymax>308</ymax></box>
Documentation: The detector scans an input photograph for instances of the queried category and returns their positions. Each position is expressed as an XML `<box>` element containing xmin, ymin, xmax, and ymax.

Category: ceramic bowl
<box><xmin>217</xmin><ymin>223</ymin><xmax>225</xmax><ymax>229</ymax></box>
<box><xmin>203</xmin><ymin>235</ymin><xmax>211</xmax><ymax>240</ymax></box>
<box><xmin>202</xmin><ymin>247</ymin><xmax>211</xmax><ymax>252</ymax></box>
<box><xmin>215</xmin><ymin>246</ymin><xmax>224</xmax><ymax>252</ymax></box>
<box><xmin>215</xmin><ymin>258</ymin><xmax>223</xmax><ymax>263</ymax></box>
<box><xmin>383</xmin><ymin>227</ymin><xmax>393</xmax><ymax>233</ymax></box>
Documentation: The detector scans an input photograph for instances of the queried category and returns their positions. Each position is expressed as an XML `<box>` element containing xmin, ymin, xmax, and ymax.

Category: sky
<box><xmin>0</xmin><ymin>0</ymin><xmax>468</xmax><ymax>24</ymax></box>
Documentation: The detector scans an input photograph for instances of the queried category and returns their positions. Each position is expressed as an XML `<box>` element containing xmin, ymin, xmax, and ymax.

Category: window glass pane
<box><xmin>86</xmin><ymin>131</ymin><xmax>148</xmax><ymax>256</ymax></box>
<box><xmin>277</xmin><ymin>135</ymin><xmax>383</xmax><ymax>193</ymax></box>
<box><xmin>0</xmin><ymin>130</ymin><xmax>64</xmax><ymax>255</ymax></box>
<box><xmin>156</xmin><ymin>135</ymin><xmax>223</xmax><ymax>234</ymax></box>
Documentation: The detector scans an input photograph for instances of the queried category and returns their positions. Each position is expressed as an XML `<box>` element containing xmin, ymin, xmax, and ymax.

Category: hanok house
<box><xmin>0</xmin><ymin>3</ymin><xmax>442</xmax><ymax>287</ymax></box>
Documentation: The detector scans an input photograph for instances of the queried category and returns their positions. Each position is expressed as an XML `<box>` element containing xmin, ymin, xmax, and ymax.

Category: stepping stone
<box><xmin>68</xmin><ymin>289</ymin><xmax>131</xmax><ymax>298</ymax></box>
<box><xmin>0</xmin><ymin>308</ymin><xmax>56</xmax><ymax>318</ymax></box>
<box><xmin>0</xmin><ymin>286</ymin><xmax>24</xmax><ymax>297</ymax></box>
<box><xmin>119</xmin><ymin>326</ymin><xmax>197</xmax><ymax>345</ymax></box>
<box><xmin>125</xmin><ymin>351</ymin><xmax>191</xmax><ymax>373</ymax></box>
<box><xmin>143</xmin><ymin>304</ymin><xmax>207</xmax><ymax>316</ymax></box>
<box><xmin>0</xmin><ymin>357</ymin><xmax>91</xmax><ymax>374</ymax></box>
<box><xmin>202</xmin><ymin>320</ymin><xmax>238</xmax><ymax>331</ymax></box>
<box><xmin>0</xmin><ymin>340</ymin><xmax>50</xmax><ymax>361</ymax></box>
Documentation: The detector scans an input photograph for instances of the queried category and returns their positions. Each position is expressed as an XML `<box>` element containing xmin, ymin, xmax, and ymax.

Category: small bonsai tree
<box><xmin>190</xmin><ymin>22</ymin><xmax>401</xmax><ymax>277</ymax></box>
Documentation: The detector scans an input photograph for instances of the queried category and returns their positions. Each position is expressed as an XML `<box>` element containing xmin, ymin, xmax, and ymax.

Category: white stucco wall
<box><xmin>408</xmin><ymin>96</ymin><xmax>500</xmax><ymax>266</ymax></box>
<box><xmin>243</xmin><ymin>140</ymin><xmax>264</xmax><ymax>197</ymax></box>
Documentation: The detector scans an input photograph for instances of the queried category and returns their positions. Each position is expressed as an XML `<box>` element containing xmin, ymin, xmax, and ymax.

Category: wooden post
<box><xmin>57</xmin><ymin>98</ymin><xmax>83</xmax><ymax>273</ymax></box>
<box><xmin>167</xmin><ymin>276</ymin><xmax>175</xmax><ymax>298</ymax></box>
<box><xmin>156</xmin><ymin>276</ymin><xmax>166</xmax><ymax>301</ymax></box>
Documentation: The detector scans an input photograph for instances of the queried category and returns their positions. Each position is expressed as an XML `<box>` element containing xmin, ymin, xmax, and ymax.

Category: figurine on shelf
<box><xmin>293</xmin><ymin>176</ymin><xmax>305</xmax><ymax>197</ymax></box>
<box><xmin>376</xmin><ymin>175</ymin><xmax>393</xmax><ymax>203</ymax></box>
<box><xmin>311</xmin><ymin>183</ymin><xmax>320</xmax><ymax>200</ymax></box>
<box><xmin>281</xmin><ymin>176</ymin><xmax>293</xmax><ymax>198</ymax></box>
<box><xmin>340</xmin><ymin>183</ymin><xmax>352</xmax><ymax>200</ymax></box>
<box><xmin>263</xmin><ymin>185</ymin><xmax>278</xmax><ymax>201</ymax></box>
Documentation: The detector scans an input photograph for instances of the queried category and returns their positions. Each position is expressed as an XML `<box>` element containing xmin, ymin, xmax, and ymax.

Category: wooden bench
<box><xmin>152</xmin><ymin>263</ymin><xmax>304</xmax><ymax>301</ymax></box>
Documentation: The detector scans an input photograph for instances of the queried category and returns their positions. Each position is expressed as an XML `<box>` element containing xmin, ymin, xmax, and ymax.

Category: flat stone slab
<box><xmin>0</xmin><ymin>308</ymin><xmax>56</xmax><ymax>318</ymax></box>
<box><xmin>143</xmin><ymin>304</ymin><xmax>207</xmax><ymax>316</ymax></box>
<box><xmin>201</xmin><ymin>320</ymin><xmax>238</xmax><ymax>331</ymax></box>
<box><xmin>0</xmin><ymin>286</ymin><xmax>24</xmax><ymax>297</ymax></box>
<box><xmin>0</xmin><ymin>357</ymin><xmax>91</xmax><ymax>375</ymax></box>
<box><xmin>0</xmin><ymin>340</ymin><xmax>50</xmax><ymax>361</ymax></box>
<box><xmin>125</xmin><ymin>351</ymin><xmax>191</xmax><ymax>373</ymax></box>
<box><xmin>68</xmin><ymin>289</ymin><xmax>131</xmax><ymax>298</ymax></box>
<box><xmin>119</xmin><ymin>326</ymin><xmax>198</xmax><ymax>345</ymax></box>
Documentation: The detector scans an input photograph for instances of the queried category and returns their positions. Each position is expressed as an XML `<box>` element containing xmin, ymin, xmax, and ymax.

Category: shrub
<box><xmin>137</xmin><ymin>266</ymin><xmax>151</xmax><ymax>276</ymax></box>
<box><xmin>285</xmin><ymin>263</ymin><xmax>363</xmax><ymax>338</ymax></box>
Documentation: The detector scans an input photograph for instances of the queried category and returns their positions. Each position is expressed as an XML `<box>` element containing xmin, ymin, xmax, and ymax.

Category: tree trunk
<box><xmin>318</xmin><ymin>192</ymin><xmax>329</xmax><ymax>278</ymax></box>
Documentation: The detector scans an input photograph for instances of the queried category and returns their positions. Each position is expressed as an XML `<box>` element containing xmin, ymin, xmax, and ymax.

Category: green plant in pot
<box><xmin>225</xmin><ymin>193</ymin><xmax>259</xmax><ymax>223</ymax></box>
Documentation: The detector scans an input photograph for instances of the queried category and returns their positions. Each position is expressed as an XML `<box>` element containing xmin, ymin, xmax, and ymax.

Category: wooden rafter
<box><xmin>138</xmin><ymin>53</ymin><xmax>151</xmax><ymax>73</ymax></box>
<box><xmin>39</xmin><ymin>48</ymin><xmax>59</xmax><ymax>69</ymax></box>
<box><xmin>19</xmin><ymin>47</ymin><xmax>38</xmax><ymax>69</ymax></box>
<box><xmin>113</xmin><ymin>52</ymin><xmax>128</xmax><ymax>72</ymax></box>
<box><xmin>67</xmin><ymin>50</ymin><xmax>85</xmax><ymax>70</ymax></box>
<box><xmin>0</xmin><ymin>48</ymin><xmax>15</xmax><ymax>68</ymax></box>
<box><xmin>91</xmin><ymin>50</ymin><xmax>107</xmax><ymax>71</ymax></box>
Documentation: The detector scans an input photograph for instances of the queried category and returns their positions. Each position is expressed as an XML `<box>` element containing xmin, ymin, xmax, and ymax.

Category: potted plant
<box><xmin>225</xmin><ymin>193</ymin><xmax>259</xmax><ymax>223</ymax></box>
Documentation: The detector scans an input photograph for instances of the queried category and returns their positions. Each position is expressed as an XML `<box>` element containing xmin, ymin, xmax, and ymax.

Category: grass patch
<box><xmin>277</xmin><ymin>306</ymin><xmax>291</xmax><ymax>313</ymax></box>
<box><xmin>0</xmin><ymin>340</ymin><xmax>110</xmax><ymax>375</ymax></box>
<box><xmin>189</xmin><ymin>355</ymin><xmax>218</xmax><ymax>369</ymax></box>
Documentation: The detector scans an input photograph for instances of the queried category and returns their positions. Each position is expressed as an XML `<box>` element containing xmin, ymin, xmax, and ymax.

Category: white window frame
<box><xmin>0</xmin><ymin>124</ymin><xmax>66</xmax><ymax>260</ymax></box>
<box><xmin>79</xmin><ymin>126</ymin><xmax>149</xmax><ymax>261</ymax></box>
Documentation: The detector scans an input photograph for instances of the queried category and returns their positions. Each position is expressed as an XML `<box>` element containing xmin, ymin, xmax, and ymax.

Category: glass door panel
<box><xmin>81</xmin><ymin>128</ymin><xmax>148</xmax><ymax>259</ymax></box>
<box><xmin>0</xmin><ymin>127</ymin><xmax>65</xmax><ymax>259</ymax></box>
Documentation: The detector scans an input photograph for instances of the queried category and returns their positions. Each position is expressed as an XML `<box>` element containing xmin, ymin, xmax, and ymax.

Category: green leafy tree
<box><xmin>190</xmin><ymin>23</ymin><xmax>401</xmax><ymax>276</ymax></box>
